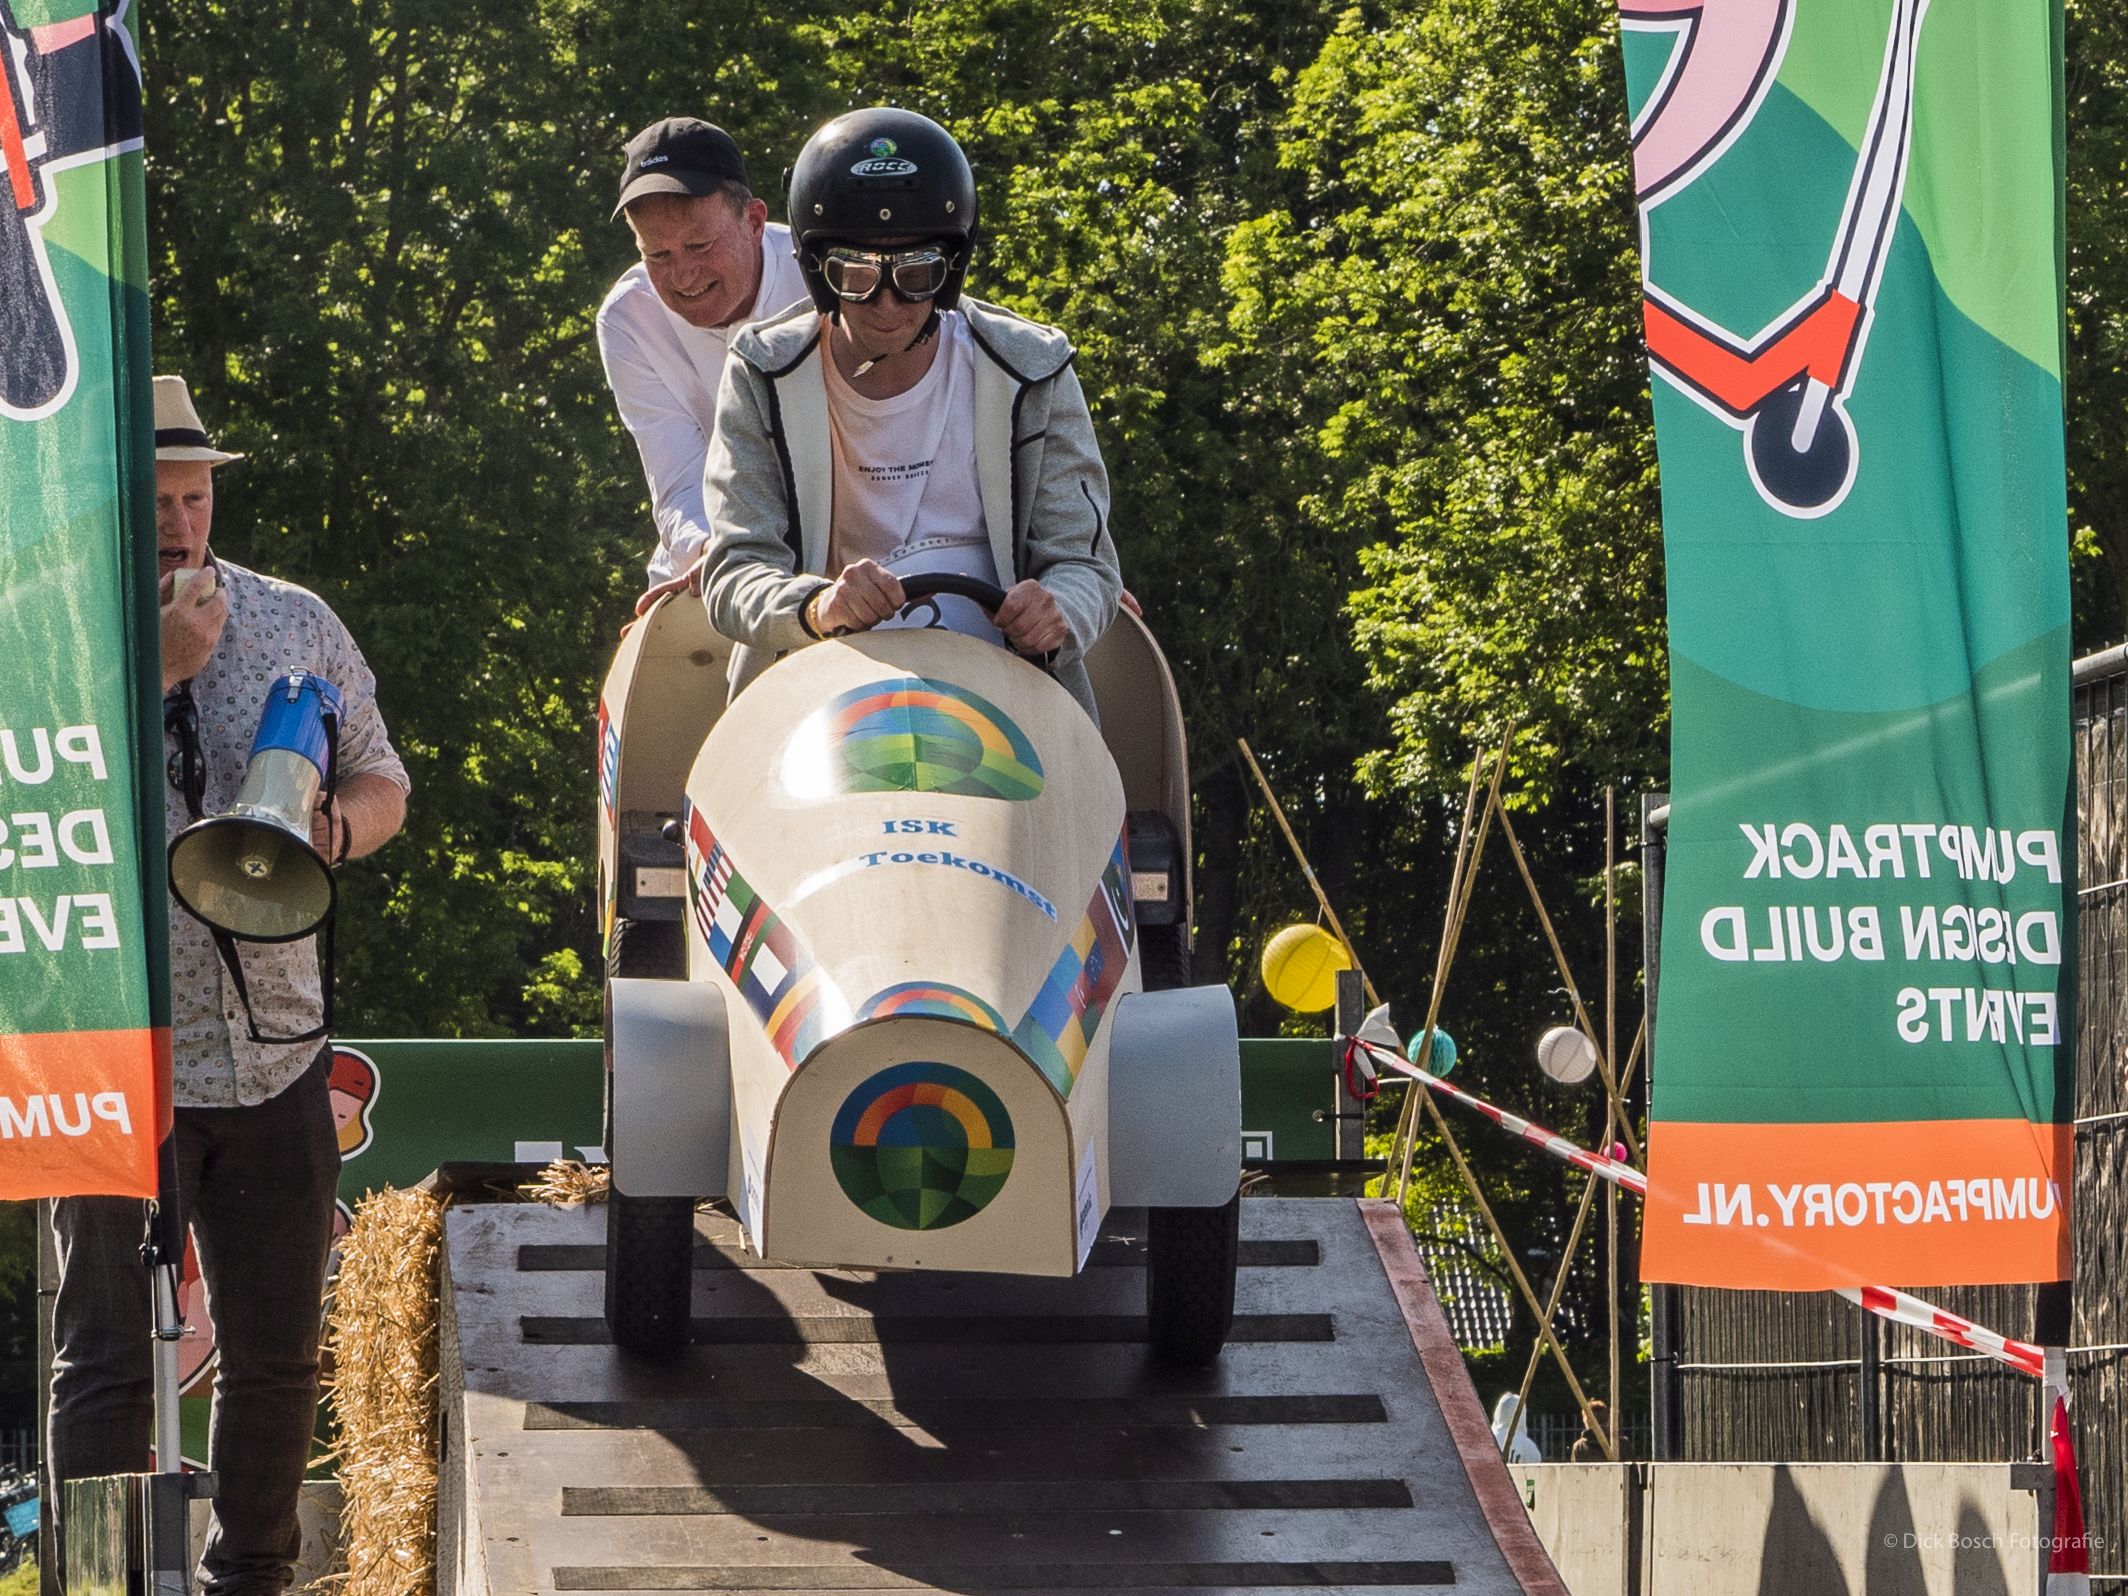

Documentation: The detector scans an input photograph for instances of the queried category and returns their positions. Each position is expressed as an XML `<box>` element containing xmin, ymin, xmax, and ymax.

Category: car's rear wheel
<box><xmin>1146</xmin><ymin>1191</ymin><xmax>1240</xmax><ymax>1367</ymax></box>
<box><xmin>609</xmin><ymin>913</ymin><xmax>684</xmax><ymax>980</ymax></box>
<box><xmin>604</xmin><ymin>914</ymin><xmax>694</xmax><ymax>1358</ymax></box>
<box><xmin>1137</xmin><ymin>922</ymin><xmax>1192</xmax><ymax>992</ymax></box>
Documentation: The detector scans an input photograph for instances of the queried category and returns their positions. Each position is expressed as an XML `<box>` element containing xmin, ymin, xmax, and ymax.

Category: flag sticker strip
<box><xmin>1012</xmin><ymin>832</ymin><xmax>1136</xmax><ymax>1097</ymax></box>
<box><xmin>597</xmin><ymin>699</ymin><xmax>620</xmax><ymax>827</ymax></box>
<box><xmin>685</xmin><ymin>806</ymin><xmax>838</xmax><ymax>1068</ymax></box>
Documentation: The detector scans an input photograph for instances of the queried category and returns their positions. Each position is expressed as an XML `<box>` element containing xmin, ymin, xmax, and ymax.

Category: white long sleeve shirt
<box><xmin>596</xmin><ymin>223</ymin><xmax>810</xmax><ymax>586</ymax></box>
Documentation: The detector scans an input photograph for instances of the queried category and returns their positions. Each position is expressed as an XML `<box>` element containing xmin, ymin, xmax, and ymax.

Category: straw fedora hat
<box><xmin>153</xmin><ymin>375</ymin><xmax>245</xmax><ymax>465</ymax></box>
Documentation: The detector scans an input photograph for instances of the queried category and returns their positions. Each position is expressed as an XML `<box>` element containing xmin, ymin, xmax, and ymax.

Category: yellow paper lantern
<box><xmin>1260</xmin><ymin>923</ymin><xmax>1352</xmax><ymax>1012</ymax></box>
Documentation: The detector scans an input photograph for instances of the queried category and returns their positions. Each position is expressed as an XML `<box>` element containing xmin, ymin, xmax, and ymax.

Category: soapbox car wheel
<box><xmin>603</xmin><ymin>915</ymin><xmax>694</xmax><ymax>1358</ymax></box>
<box><xmin>605</xmin><ymin>1191</ymin><xmax>695</xmax><ymax>1358</ymax></box>
<box><xmin>1146</xmin><ymin>1191</ymin><xmax>1240</xmax><ymax>1367</ymax></box>
<box><xmin>1137</xmin><ymin>923</ymin><xmax>1192</xmax><ymax>992</ymax></box>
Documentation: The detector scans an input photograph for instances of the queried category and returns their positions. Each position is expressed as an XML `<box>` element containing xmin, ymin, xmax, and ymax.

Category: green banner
<box><xmin>1626</xmin><ymin>0</ymin><xmax>2075</xmax><ymax>1288</ymax></box>
<box><xmin>0</xmin><ymin>0</ymin><xmax>163</xmax><ymax>1198</ymax></box>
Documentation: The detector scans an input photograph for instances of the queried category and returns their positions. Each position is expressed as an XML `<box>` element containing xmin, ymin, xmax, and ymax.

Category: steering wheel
<box><xmin>880</xmin><ymin>572</ymin><xmax>1055</xmax><ymax>666</ymax></box>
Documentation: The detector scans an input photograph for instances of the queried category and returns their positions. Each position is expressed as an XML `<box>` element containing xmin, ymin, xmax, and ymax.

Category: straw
<box><xmin>321</xmin><ymin>1187</ymin><xmax>444</xmax><ymax>1596</ymax></box>
<box><xmin>521</xmin><ymin>1159</ymin><xmax>611</xmax><ymax>1206</ymax></box>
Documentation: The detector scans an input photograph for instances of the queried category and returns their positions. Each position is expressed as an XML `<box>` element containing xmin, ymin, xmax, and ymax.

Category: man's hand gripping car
<box><xmin>595</xmin><ymin>575</ymin><xmax>1242</xmax><ymax>1364</ymax></box>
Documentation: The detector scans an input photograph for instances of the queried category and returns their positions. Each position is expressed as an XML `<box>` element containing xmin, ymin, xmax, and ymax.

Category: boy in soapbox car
<box><xmin>590</xmin><ymin>108</ymin><xmax>1241</xmax><ymax>1366</ymax></box>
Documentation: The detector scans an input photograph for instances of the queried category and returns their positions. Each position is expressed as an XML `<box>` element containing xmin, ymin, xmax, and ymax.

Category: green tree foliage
<box><xmin>2066</xmin><ymin>0</ymin><xmax>2128</xmax><ymax>644</ymax></box>
<box><xmin>1225</xmin><ymin>0</ymin><xmax>1663</xmax><ymax>808</ymax></box>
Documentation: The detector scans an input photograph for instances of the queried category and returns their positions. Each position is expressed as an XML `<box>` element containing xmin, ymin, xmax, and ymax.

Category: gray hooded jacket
<box><xmin>701</xmin><ymin>298</ymin><xmax>1122</xmax><ymax>716</ymax></box>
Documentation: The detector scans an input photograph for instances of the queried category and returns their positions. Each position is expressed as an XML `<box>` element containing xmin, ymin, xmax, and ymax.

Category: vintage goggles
<box><xmin>820</xmin><ymin>244</ymin><xmax>954</xmax><ymax>304</ymax></box>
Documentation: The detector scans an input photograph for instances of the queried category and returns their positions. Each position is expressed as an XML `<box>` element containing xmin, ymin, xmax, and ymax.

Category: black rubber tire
<box><xmin>603</xmin><ymin>912</ymin><xmax>694</xmax><ymax>1357</ymax></box>
<box><xmin>609</xmin><ymin>914</ymin><xmax>684</xmax><ymax>981</ymax></box>
<box><xmin>1146</xmin><ymin>1191</ymin><xmax>1240</xmax><ymax>1367</ymax></box>
<box><xmin>1137</xmin><ymin>921</ymin><xmax>1193</xmax><ymax>992</ymax></box>
<box><xmin>604</xmin><ymin>1188</ymin><xmax>695</xmax><ymax>1358</ymax></box>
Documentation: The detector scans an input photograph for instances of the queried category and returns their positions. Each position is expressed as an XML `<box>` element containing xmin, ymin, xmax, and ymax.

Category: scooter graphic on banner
<box><xmin>0</xmin><ymin>0</ymin><xmax>142</xmax><ymax>421</ymax></box>
<box><xmin>1623</xmin><ymin>0</ymin><xmax>1931</xmax><ymax>518</ymax></box>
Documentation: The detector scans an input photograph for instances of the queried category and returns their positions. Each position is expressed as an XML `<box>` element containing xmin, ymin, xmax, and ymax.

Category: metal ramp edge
<box><xmin>436</xmin><ymin>1197</ymin><xmax>1568</xmax><ymax>1596</ymax></box>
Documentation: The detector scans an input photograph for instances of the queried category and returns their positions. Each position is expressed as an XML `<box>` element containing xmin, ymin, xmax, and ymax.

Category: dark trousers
<box><xmin>48</xmin><ymin>1048</ymin><xmax>340</xmax><ymax>1596</ymax></box>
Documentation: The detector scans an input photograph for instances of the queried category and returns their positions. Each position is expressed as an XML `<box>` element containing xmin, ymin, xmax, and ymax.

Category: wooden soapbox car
<box><xmin>594</xmin><ymin>577</ymin><xmax>1242</xmax><ymax>1362</ymax></box>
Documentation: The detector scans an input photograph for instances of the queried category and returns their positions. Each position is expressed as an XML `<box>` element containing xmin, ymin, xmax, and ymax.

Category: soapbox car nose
<box><xmin>595</xmin><ymin>575</ymin><xmax>1242</xmax><ymax>1363</ymax></box>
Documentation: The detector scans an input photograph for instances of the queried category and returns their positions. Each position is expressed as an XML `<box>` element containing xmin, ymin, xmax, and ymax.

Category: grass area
<box><xmin>0</xmin><ymin>1559</ymin><xmax>36</xmax><ymax>1596</ymax></box>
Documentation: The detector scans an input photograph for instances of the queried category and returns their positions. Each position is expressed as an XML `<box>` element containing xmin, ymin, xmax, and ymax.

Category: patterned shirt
<box><xmin>165</xmin><ymin>557</ymin><xmax>409</xmax><ymax>1107</ymax></box>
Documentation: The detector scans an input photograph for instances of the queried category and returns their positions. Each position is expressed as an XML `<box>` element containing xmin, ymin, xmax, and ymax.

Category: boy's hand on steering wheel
<box><xmin>813</xmin><ymin>559</ymin><xmax>906</xmax><ymax>634</ymax></box>
<box><xmin>995</xmin><ymin>580</ymin><xmax>1068</xmax><ymax>655</ymax></box>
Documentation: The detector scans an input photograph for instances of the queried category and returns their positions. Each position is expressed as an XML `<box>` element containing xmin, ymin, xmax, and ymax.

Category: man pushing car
<box><xmin>700</xmin><ymin>108</ymin><xmax>1123</xmax><ymax>721</ymax></box>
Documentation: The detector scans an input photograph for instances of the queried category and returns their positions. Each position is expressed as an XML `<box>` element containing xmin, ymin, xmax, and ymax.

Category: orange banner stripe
<box><xmin>1642</xmin><ymin>1119</ymin><xmax>2072</xmax><ymax>1290</ymax></box>
<box><xmin>0</xmin><ymin>1028</ymin><xmax>168</xmax><ymax>1200</ymax></box>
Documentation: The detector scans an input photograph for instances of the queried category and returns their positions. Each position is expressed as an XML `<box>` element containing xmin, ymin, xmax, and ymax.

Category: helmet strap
<box><xmin>850</xmin><ymin>307</ymin><xmax>944</xmax><ymax>379</ymax></box>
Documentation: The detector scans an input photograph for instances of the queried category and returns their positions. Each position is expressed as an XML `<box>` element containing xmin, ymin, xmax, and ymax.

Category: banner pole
<box><xmin>1605</xmin><ymin>786</ymin><xmax>1621</xmax><ymax>1465</ymax></box>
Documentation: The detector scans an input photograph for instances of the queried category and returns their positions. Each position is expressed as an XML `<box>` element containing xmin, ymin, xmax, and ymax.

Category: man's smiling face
<box><xmin>626</xmin><ymin>190</ymin><xmax>768</xmax><ymax>330</ymax></box>
<box><xmin>155</xmin><ymin>460</ymin><xmax>215</xmax><ymax>574</ymax></box>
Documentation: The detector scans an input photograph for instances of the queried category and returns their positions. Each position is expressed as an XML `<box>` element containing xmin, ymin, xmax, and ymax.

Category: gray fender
<box><xmin>610</xmin><ymin>976</ymin><xmax>731</xmax><ymax>1198</ymax></box>
<box><xmin>1106</xmin><ymin>984</ymin><xmax>1241</xmax><ymax>1208</ymax></box>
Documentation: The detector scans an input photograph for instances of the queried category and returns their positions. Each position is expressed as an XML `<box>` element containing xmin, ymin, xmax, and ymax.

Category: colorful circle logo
<box><xmin>859</xmin><ymin>982</ymin><xmax>1008</xmax><ymax>1032</ymax></box>
<box><xmin>787</xmin><ymin>677</ymin><xmax>1044</xmax><ymax>800</ymax></box>
<box><xmin>830</xmin><ymin>1061</ymin><xmax>1016</xmax><ymax>1230</ymax></box>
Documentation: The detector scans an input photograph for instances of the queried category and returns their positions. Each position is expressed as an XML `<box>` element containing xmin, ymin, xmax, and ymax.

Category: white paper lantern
<box><xmin>1536</xmin><ymin>1025</ymin><xmax>1599</xmax><ymax>1085</ymax></box>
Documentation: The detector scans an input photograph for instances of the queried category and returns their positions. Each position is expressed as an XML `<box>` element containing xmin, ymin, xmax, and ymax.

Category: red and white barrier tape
<box><xmin>1346</xmin><ymin>1034</ymin><xmax>2045</xmax><ymax>1382</ymax></box>
<box><xmin>1838</xmin><ymin>1284</ymin><xmax>2045</xmax><ymax>1379</ymax></box>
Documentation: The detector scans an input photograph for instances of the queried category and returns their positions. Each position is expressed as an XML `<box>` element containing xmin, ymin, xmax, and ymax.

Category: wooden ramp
<box><xmin>438</xmin><ymin>1198</ymin><xmax>1568</xmax><ymax>1596</ymax></box>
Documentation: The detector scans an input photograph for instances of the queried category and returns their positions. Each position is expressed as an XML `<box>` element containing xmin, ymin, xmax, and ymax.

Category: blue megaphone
<box><xmin>168</xmin><ymin>671</ymin><xmax>343</xmax><ymax>941</ymax></box>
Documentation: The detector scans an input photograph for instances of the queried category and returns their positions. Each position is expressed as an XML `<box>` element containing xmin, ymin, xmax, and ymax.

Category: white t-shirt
<box><xmin>823</xmin><ymin>312</ymin><xmax>1004</xmax><ymax>643</ymax></box>
<box><xmin>597</xmin><ymin>222</ymin><xmax>810</xmax><ymax>586</ymax></box>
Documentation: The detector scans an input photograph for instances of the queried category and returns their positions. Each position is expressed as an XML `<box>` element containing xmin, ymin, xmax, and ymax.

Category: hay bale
<box><xmin>521</xmin><ymin>1159</ymin><xmax>609</xmax><ymax>1206</ymax></box>
<box><xmin>323</xmin><ymin>1187</ymin><xmax>443</xmax><ymax>1596</ymax></box>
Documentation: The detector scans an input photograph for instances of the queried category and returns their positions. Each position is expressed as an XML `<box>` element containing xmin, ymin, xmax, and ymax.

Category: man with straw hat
<box><xmin>46</xmin><ymin>374</ymin><xmax>410</xmax><ymax>1593</ymax></box>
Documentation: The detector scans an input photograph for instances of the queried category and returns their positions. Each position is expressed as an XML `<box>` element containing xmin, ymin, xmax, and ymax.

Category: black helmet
<box><xmin>786</xmin><ymin>108</ymin><xmax>978</xmax><ymax>315</ymax></box>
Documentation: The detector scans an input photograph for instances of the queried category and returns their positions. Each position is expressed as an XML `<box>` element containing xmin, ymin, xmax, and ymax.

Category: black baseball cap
<box><xmin>612</xmin><ymin>117</ymin><xmax>750</xmax><ymax>220</ymax></box>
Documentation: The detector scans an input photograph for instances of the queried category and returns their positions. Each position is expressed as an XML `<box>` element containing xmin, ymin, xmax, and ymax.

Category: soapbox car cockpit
<box><xmin>593</xmin><ymin>575</ymin><xmax>1242</xmax><ymax>1364</ymax></box>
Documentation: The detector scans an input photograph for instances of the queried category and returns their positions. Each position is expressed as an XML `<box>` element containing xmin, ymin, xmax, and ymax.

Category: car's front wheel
<box><xmin>604</xmin><ymin>1187</ymin><xmax>695</xmax><ymax>1357</ymax></box>
<box><xmin>603</xmin><ymin>912</ymin><xmax>694</xmax><ymax>1358</ymax></box>
<box><xmin>1146</xmin><ymin>1191</ymin><xmax>1240</xmax><ymax>1366</ymax></box>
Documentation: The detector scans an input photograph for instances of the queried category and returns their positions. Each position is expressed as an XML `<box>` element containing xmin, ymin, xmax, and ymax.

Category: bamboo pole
<box><xmin>1237</xmin><ymin>738</ymin><xmax>1379</xmax><ymax>1007</ymax></box>
<box><xmin>1378</xmin><ymin>744</ymin><xmax>1490</xmax><ymax>1205</ymax></box>
<box><xmin>1489</xmin><ymin>790</ymin><xmax>1644</xmax><ymax>1167</ymax></box>
<box><xmin>1501</xmin><ymin>1165</ymin><xmax>1607</xmax><ymax>1460</ymax></box>
<box><xmin>1416</xmin><ymin>1081</ymin><xmax>1614</xmax><ymax>1455</ymax></box>
<box><xmin>1241</xmin><ymin>728</ymin><xmax>1611</xmax><ymax>1455</ymax></box>
<box><xmin>1499</xmin><ymin>1017</ymin><xmax>1645</xmax><ymax>1459</ymax></box>
<box><xmin>1394</xmin><ymin>731</ymin><xmax>1514</xmax><ymax>1207</ymax></box>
